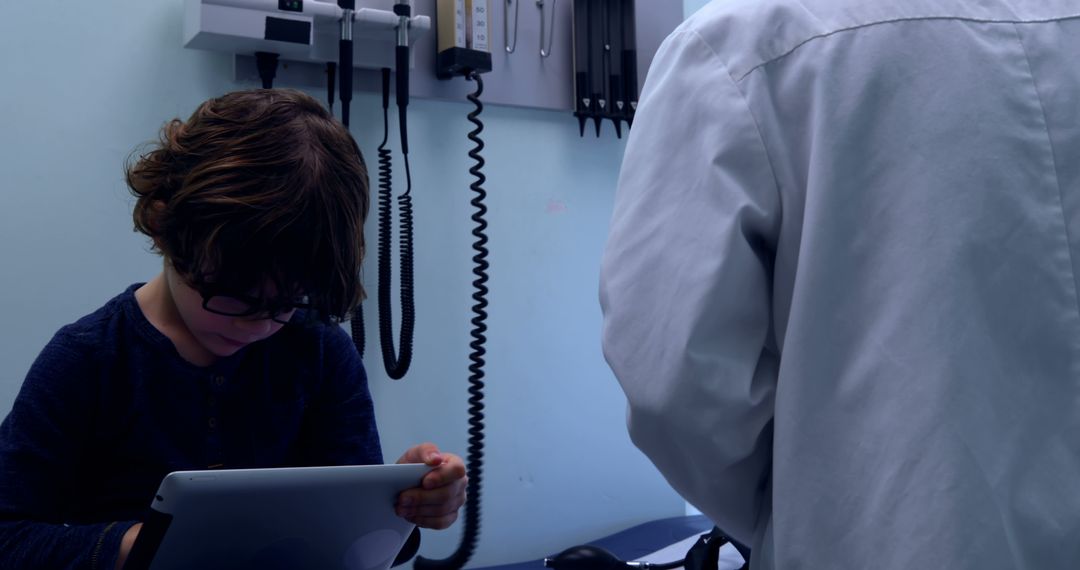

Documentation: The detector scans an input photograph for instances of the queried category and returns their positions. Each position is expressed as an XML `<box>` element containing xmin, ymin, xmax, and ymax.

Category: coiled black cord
<box><xmin>415</xmin><ymin>70</ymin><xmax>488</xmax><ymax>570</ymax></box>
<box><xmin>377</xmin><ymin>67</ymin><xmax>415</xmax><ymax>379</ymax></box>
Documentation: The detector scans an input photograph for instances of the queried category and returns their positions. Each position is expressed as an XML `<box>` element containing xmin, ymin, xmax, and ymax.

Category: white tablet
<box><xmin>123</xmin><ymin>463</ymin><xmax>430</xmax><ymax>570</ymax></box>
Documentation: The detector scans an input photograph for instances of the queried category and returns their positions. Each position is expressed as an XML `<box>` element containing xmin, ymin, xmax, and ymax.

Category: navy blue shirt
<box><xmin>0</xmin><ymin>284</ymin><xmax>383</xmax><ymax>569</ymax></box>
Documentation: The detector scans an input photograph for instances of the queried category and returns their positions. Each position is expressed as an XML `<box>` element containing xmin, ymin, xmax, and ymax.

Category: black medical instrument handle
<box><xmin>376</xmin><ymin>66</ymin><xmax>416</xmax><ymax>380</ymax></box>
<box><xmin>338</xmin><ymin>0</ymin><xmax>354</xmax><ymax>127</ymax></box>
<box><xmin>395</xmin><ymin>46</ymin><xmax>411</xmax><ymax>155</ymax></box>
<box><xmin>588</xmin><ymin>0</ymin><xmax>606</xmax><ymax>136</ymax></box>
<box><xmin>325</xmin><ymin>62</ymin><xmax>337</xmax><ymax>112</ymax></box>
<box><xmin>414</xmin><ymin>70</ymin><xmax>488</xmax><ymax>570</ymax></box>
<box><xmin>338</xmin><ymin>38</ymin><xmax>352</xmax><ymax>126</ymax></box>
<box><xmin>572</xmin><ymin>0</ymin><xmax>590</xmax><ymax>136</ymax></box>
<box><xmin>255</xmin><ymin>51</ymin><xmax>279</xmax><ymax>88</ymax></box>
<box><xmin>623</xmin><ymin>47</ymin><xmax>638</xmax><ymax>110</ymax></box>
<box><xmin>600</xmin><ymin>0</ymin><xmax>610</xmax><ymax>113</ymax></box>
<box><xmin>621</xmin><ymin>0</ymin><xmax>638</xmax><ymax>124</ymax></box>
<box><xmin>394</xmin><ymin>2</ymin><xmax>411</xmax><ymax>155</ymax></box>
<box><xmin>604</xmin><ymin>0</ymin><xmax>619</xmax><ymax>99</ymax></box>
<box><xmin>620</xmin><ymin>0</ymin><xmax>637</xmax><ymax>57</ymax></box>
<box><xmin>588</xmin><ymin>0</ymin><xmax>603</xmax><ymax>96</ymax></box>
<box><xmin>606</xmin><ymin>0</ymin><xmax>624</xmax><ymax>137</ymax></box>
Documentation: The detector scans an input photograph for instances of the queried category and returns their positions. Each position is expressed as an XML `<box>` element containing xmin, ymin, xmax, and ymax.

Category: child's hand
<box><xmin>116</xmin><ymin>523</ymin><xmax>142</xmax><ymax>570</ymax></box>
<box><xmin>395</xmin><ymin>443</ymin><xmax>467</xmax><ymax>530</ymax></box>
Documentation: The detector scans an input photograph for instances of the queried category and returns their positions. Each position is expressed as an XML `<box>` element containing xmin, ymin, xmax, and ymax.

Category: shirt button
<box><xmin>208</xmin><ymin>417</ymin><xmax>218</xmax><ymax>430</ymax></box>
<box><xmin>214</xmin><ymin>375</ymin><xmax>226</xmax><ymax>386</ymax></box>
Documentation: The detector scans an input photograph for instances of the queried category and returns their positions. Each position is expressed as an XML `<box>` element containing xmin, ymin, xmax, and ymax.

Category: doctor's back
<box><xmin>600</xmin><ymin>1</ymin><xmax>1080</xmax><ymax>568</ymax></box>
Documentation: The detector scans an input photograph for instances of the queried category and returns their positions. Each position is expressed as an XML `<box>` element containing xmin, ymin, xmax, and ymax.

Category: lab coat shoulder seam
<box><xmin>684</xmin><ymin>29</ymin><xmax>785</xmax><ymax>241</ymax></box>
<box><xmin>735</xmin><ymin>13</ymin><xmax>1080</xmax><ymax>82</ymax></box>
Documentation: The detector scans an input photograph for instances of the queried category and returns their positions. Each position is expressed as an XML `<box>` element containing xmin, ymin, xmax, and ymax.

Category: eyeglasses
<box><xmin>200</xmin><ymin>289</ymin><xmax>312</xmax><ymax>325</ymax></box>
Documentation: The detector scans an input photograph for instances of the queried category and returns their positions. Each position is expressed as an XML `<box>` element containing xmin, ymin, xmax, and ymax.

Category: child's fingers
<box><xmin>397</xmin><ymin>480</ymin><xmax>466</xmax><ymax>508</ymax></box>
<box><xmin>395</xmin><ymin>481</ymin><xmax>467</xmax><ymax>519</ymax></box>
<box><xmin>396</xmin><ymin>442</ymin><xmax>444</xmax><ymax>466</ymax></box>
<box><xmin>399</xmin><ymin>500</ymin><xmax>466</xmax><ymax>519</ymax></box>
<box><xmin>421</xmin><ymin>457</ymin><xmax>466</xmax><ymax>489</ymax></box>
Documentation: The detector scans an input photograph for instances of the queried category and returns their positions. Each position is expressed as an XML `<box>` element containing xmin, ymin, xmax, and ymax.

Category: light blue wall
<box><xmin>0</xmin><ymin>1</ymin><xmax>705</xmax><ymax>566</ymax></box>
<box><xmin>685</xmin><ymin>0</ymin><xmax>713</xmax><ymax>17</ymax></box>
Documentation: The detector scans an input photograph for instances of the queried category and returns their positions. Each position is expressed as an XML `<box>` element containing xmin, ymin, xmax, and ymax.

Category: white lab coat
<box><xmin>600</xmin><ymin>1</ymin><xmax>1080</xmax><ymax>568</ymax></box>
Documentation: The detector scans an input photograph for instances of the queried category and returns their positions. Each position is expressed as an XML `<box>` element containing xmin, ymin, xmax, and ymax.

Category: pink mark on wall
<box><xmin>546</xmin><ymin>199</ymin><xmax>568</xmax><ymax>214</ymax></box>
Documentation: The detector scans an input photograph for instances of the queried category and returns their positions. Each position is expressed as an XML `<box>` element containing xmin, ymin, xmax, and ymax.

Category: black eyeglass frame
<box><xmin>199</xmin><ymin>289</ymin><xmax>312</xmax><ymax>325</ymax></box>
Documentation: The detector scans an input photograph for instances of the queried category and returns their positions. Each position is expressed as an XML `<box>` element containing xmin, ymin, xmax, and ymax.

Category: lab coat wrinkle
<box><xmin>600</xmin><ymin>1</ymin><xmax>1080</xmax><ymax>568</ymax></box>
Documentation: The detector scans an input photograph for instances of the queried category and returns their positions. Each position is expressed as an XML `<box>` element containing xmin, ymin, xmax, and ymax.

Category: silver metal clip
<box><xmin>340</xmin><ymin>8</ymin><xmax>353</xmax><ymax>40</ymax></box>
<box><xmin>537</xmin><ymin>0</ymin><xmax>556</xmax><ymax>58</ymax></box>
<box><xmin>505</xmin><ymin>0</ymin><xmax>519</xmax><ymax>53</ymax></box>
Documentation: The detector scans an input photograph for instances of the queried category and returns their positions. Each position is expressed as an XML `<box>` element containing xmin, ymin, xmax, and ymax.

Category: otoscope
<box><xmin>375</xmin><ymin>0</ymin><xmax>417</xmax><ymax>380</ymax></box>
<box><xmin>395</xmin><ymin>0</ymin><xmax>411</xmax><ymax>155</ymax></box>
<box><xmin>337</xmin><ymin>0</ymin><xmax>354</xmax><ymax>127</ymax></box>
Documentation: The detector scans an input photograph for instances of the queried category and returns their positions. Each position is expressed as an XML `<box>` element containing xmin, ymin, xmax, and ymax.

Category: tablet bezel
<box><xmin>123</xmin><ymin>463</ymin><xmax>429</xmax><ymax>570</ymax></box>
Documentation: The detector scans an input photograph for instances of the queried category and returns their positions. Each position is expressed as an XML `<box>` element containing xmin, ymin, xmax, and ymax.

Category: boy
<box><xmin>0</xmin><ymin>89</ymin><xmax>466</xmax><ymax>569</ymax></box>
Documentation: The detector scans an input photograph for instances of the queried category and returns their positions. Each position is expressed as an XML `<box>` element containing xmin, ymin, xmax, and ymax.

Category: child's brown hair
<box><xmin>126</xmin><ymin>89</ymin><xmax>369</xmax><ymax>322</ymax></box>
